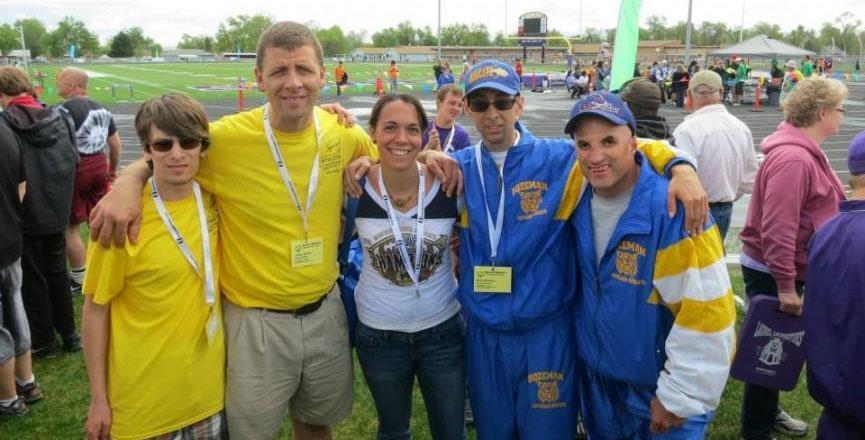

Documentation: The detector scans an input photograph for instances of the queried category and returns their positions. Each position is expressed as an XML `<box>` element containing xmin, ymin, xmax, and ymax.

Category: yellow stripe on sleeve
<box><xmin>654</xmin><ymin>226</ymin><xmax>724</xmax><ymax>280</ymax></box>
<box><xmin>671</xmin><ymin>288</ymin><xmax>737</xmax><ymax>334</ymax></box>
<box><xmin>637</xmin><ymin>139</ymin><xmax>678</xmax><ymax>175</ymax></box>
<box><xmin>554</xmin><ymin>161</ymin><xmax>587</xmax><ymax>220</ymax></box>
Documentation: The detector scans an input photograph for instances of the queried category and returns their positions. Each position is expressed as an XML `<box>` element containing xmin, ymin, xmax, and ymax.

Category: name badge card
<box><xmin>474</xmin><ymin>266</ymin><xmax>512</xmax><ymax>293</ymax></box>
<box><xmin>292</xmin><ymin>237</ymin><xmax>324</xmax><ymax>267</ymax></box>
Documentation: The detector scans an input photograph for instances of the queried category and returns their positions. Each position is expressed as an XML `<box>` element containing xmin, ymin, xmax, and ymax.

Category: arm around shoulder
<box><xmin>89</xmin><ymin>158</ymin><xmax>150</xmax><ymax>248</ymax></box>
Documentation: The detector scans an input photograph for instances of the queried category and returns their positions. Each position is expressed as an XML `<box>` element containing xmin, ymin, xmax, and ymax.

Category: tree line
<box><xmin>1</xmin><ymin>13</ymin><xmax>862</xmax><ymax>59</ymax></box>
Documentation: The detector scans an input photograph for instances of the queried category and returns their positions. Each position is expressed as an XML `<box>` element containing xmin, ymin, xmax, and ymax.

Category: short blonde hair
<box><xmin>783</xmin><ymin>76</ymin><xmax>847</xmax><ymax>128</ymax></box>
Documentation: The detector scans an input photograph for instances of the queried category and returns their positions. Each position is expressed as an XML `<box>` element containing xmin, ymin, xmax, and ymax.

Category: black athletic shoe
<box><xmin>16</xmin><ymin>381</ymin><xmax>43</xmax><ymax>405</ymax></box>
<box><xmin>63</xmin><ymin>333</ymin><xmax>82</xmax><ymax>353</ymax></box>
<box><xmin>31</xmin><ymin>342</ymin><xmax>62</xmax><ymax>358</ymax></box>
<box><xmin>70</xmin><ymin>279</ymin><xmax>83</xmax><ymax>296</ymax></box>
<box><xmin>0</xmin><ymin>397</ymin><xmax>28</xmax><ymax>417</ymax></box>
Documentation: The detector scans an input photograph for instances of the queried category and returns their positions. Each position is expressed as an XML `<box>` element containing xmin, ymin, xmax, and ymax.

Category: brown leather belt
<box><xmin>262</xmin><ymin>292</ymin><xmax>327</xmax><ymax>317</ymax></box>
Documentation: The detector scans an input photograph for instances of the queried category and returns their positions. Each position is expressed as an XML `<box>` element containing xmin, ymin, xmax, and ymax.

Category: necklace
<box><xmin>390</xmin><ymin>194</ymin><xmax>413</xmax><ymax>208</ymax></box>
<box><xmin>381</xmin><ymin>170</ymin><xmax>420</xmax><ymax>210</ymax></box>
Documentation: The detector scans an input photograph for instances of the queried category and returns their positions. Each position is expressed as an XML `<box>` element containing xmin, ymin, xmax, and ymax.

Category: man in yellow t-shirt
<box><xmin>91</xmin><ymin>22</ymin><xmax>377</xmax><ymax>440</ymax></box>
<box><xmin>82</xmin><ymin>93</ymin><xmax>225</xmax><ymax>440</ymax></box>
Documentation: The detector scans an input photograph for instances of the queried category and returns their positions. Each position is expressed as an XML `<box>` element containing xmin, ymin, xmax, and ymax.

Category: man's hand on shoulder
<box><xmin>668</xmin><ymin>164</ymin><xmax>708</xmax><ymax>237</ymax></box>
<box><xmin>319</xmin><ymin>103</ymin><xmax>356</xmax><ymax>128</ymax></box>
<box><xmin>417</xmin><ymin>149</ymin><xmax>463</xmax><ymax>197</ymax></box>
<box><xmin>89</xmin><ymin>160</ymin><xmax>149</xmax><ymax>248</ymax></box>
<box><xmin>344</xmin><ymin>156</ymin><xmax>373</xmax><ymax>198</ymax></box>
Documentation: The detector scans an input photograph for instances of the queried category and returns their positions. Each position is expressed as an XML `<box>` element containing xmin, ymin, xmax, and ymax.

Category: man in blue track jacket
<box><xmin>564</xmin><ymin>92</ymin><xmax>735</xmax><ymax>440</ymax></box>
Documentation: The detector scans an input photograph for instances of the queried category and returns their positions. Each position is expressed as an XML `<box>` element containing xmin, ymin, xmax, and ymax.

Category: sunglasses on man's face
<box><xmin>147</xmin><ymin>138</ymin><xmax>203</xmax><ymax>152</ymax></box>
<box><xmin>467</xmin><ymin>97</ymin><xmax>518</xmax><ymax>112</ymax></box>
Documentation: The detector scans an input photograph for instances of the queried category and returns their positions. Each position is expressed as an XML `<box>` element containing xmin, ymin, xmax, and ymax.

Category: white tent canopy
<box><xmin>710</xmin><ymin>35</ymin><xmax>815</xmax><ymax>58</ymax></box>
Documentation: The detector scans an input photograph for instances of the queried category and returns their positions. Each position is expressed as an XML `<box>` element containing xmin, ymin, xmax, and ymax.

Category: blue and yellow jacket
<box><xmin>571</xmin><ymin>153</ymin><xmax>736</xmax><ymax>417</ymax></box>
<box><xmin>454</xmin><ymin>124</ymin><xmax>684</xmax><ymax>332</ymax></box>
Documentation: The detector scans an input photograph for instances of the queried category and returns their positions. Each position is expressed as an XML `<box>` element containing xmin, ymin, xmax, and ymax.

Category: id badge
<box><xmin>291</xmin><ymin>237</ymin><xmax>324</xmax><ymax>267</ymax></box>
<box><xmin>473</xmin><ymin>266</ymin><xmax>512</xmax><ymax>293</ymax></box>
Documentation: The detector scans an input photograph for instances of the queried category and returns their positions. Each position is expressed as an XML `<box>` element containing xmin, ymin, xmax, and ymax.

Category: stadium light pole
<box><xmin>437</xmin><ymin>0</ymin><xmax>442</xmax><ymax>61</ymax></box>
<box><xmin>15</xmin><ymin>25</ymin><xmax>29</xmax><ymax>76</ymax></box>
<box><xmin>684</xmin><ymin>0</ymin><xmax>693</xmax><ymax>64</ymax></box>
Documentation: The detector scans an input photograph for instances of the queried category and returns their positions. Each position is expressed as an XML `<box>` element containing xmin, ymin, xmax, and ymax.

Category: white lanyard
<box><xmin>442</xmin><ymin>125</ymin><xmax>456</xmax><ymax>154</ymax></box>
<box><xmin>473</xmin><ymin>130</ymin><xmax>520</xmax><ymax>265</ymax></box>
<box><xmin>263</xmin><ymin>104</ymin><xmax>321</xmax><ymax>238</ymax></box>
<box><xmin>378</xmin><ymin>164</ymin><xmax>426</xmax><ymax>293</ymax></box>
<box><xmin>149</xmin><ymin>179</ymin><xmax>216</xmax><ymax>311</ymax></box>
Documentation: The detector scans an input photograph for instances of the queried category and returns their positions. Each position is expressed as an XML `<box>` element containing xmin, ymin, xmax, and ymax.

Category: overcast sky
<box><xmin>2</xmin><ymin>0</ymin><xmax>864</xmax><ymax>48</ymax></box>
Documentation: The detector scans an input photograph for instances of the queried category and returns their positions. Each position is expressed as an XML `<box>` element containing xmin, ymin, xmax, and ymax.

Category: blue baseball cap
<box><xmin>848</xmin><ymin>130</ymin><xmax>865</xmax><ymax>176</ymax></box>
<box><xmin>464</xmin><ymin>60</ymin><xmax>521</xmax><ymax>97</ymax></box>
<box><xmin>564</xmin><ymin>91</ymin><xmax>637</xmax><ymax>137</ymax></box>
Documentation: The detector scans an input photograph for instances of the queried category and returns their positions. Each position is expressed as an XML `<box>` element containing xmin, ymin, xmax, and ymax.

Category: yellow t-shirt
<box><xmin>199</xmin><ymin>106</ymin><xmax>377</xmax><ymax>309</ymax></box>
<box><xmin>83</xmin><ymin>186</ymin><xmax>223</xmax><ymax>440</ymax></box>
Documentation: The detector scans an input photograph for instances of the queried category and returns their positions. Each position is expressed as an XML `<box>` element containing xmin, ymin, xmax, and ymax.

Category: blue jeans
<box><xmin>356</xmin><ymin>313</ymin><xmax>467</xmax><ymax>440</ymax></box>
<box><xmin>0</xmin><ymin>259</ymin><xmax>31</xmax><ymax>364</ymax></box>
<box><xmin>709</xmin><ymin>202</ymin><xmax>733</xmax><ymax>242</ymax></box>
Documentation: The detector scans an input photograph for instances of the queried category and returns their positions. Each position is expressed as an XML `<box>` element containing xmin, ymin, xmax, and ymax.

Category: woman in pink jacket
<box><xmin>738</xmin><ymin>76</ymin><xmax>847</xmax><ymax>440</ymax></box>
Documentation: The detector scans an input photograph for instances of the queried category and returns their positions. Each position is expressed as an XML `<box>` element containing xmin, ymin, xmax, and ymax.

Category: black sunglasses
<box><xmin>148</xmin><ymin>138</ymin><xmax>203</xmax><ymax>152</ymax></box>
<box><xmin>467</xmin><ymin>97</ymin><xmax>517</xmax><ymax>112</ymax></box>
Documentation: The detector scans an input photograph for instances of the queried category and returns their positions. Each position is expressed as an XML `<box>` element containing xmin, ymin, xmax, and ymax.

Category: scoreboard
<box><xmin>518</xmin><ymin>12</ymin><xmax>548</xmax><ymax>47</ymax></box>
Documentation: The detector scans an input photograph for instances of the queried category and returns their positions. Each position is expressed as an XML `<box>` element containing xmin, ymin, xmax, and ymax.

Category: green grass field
<box><xmin>29</xmin><ymin>61</ymin><xmax>574</xmax><ymax>105</ymax></box>
<box><xmin>29</xmin><ymin>61</ymin><xmax>445</xmax><ymax>105</ymax></box>
<box><xmin>0</xmin><ymin>264</ymin><xmax>823</xmax><ymax>439</ymax></box>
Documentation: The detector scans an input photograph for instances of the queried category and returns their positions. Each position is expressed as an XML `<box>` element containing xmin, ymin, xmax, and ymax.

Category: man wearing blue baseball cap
<box><xmin>804</xmin><ymin>129</ymin><xmax>865</xmax><ymax>440</ymax></box>
<box><xmin>564</xmin><ymin>91</ymin><xmax>735</xmax><ymax>440</ymax></box>
<box><xmin>407</xmin><ymin>61</ymin><xmax>709</xmax><ymax>439</ymax></box>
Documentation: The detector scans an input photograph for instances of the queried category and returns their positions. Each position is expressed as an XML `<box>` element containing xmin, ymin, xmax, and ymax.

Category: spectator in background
<box><xmin>0</xmin><ymin>66</ymin><xmax>79</xmax><ymax>358</ymax></box>
<box><xmin>423</xmin><ymin>84</ymin><xmax>471</xmax><ymax>153</ymax></box>
<box><xmin>56</xmin><ymin>67</ymin><xmax>122</xmax><ymax>295</ymax></box>
<box><xmin>618</xmin><ymin>77</ymin><xmax>674</xmax><ymax>142</ymax></box>
<box><xmin>674</xmin><ymin>70</ymin><xmax>758</xmax><ymax>241</ymax></box>
<box><xmin>388</xmin><ymin>60</ymin><xmax>400</xmax><ymax>93</ymax></box>
<box><xmin>574</xmin><ymin>71</ymin><xmax>589</xmax><ymax>98</ymax></box>
<box><xmin>804</xmin><ymin>130</ymin><xmax>865</xmax><ymax>440</ymax></box>
<box><xmin>594</xmin><ymin>61</ymin><xmax>608</xmax><ymax>91</ymax></box>
<box><xmin>0</xmin><ymin>103</ymin><xmax>42</xmax><ymax>418</ymax></box>
<box><xmin>334</xmin><ymin>61</ymin><xmax>347</xmax><ymax>96</ymax></box>
<box><xmin>671</xmin><ymin>63</ymin><xmax>689</xmax><ymax>108</ymax></box>
<box><xmin>739</xmin><ymin>76</ymin><xmax>848</xmax><ymax>440</ymax></box>
<box><xmin>733</xmin><ymin>57</ymin><xmax>747</xmax><ymax>106</ymax></box>
<box><xmin>460</xmin><ymin>56</ymin><xmax>471</xmax><ymax>85</ymax></box>
<box><xmin>437</xmin><ymin>61</ymin><xmax>455</xmax><ymax>90</ymax></box>
<box><xmin>802</xmin><ymin>55</ymin><xmax>814</xmax><ymax>78</ymax></box>
<box><xmin>781</xmin><ymin>60</ymin><xmax>804</xmax><ymax>109</ymax></box>
<box><xmin>652</xmin><ymin>60</ymin><xmax>669</xmax><ymax>103</ymax></box>
<box><xmin>433</xmin><ymin>60</ymin><xmax>443</xmax><ymax>84</ymax></box>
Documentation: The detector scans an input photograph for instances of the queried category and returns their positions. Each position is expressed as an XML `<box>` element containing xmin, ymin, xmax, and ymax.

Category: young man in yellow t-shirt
<box><xmin>82</xmin><ymin>94</ymin><xmax>226</xmax><ymax>440</ymax></box>
<box><xmin>90</xmin><ymin>22</ymin><xmax>378</xmax><ymax>440</ymax></box>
